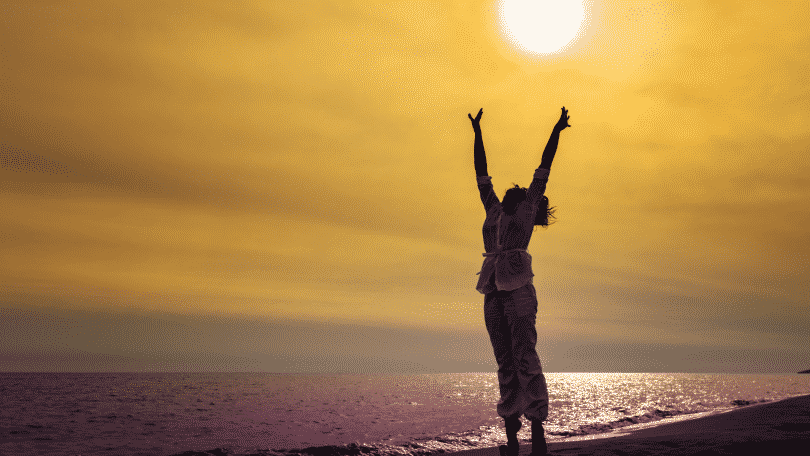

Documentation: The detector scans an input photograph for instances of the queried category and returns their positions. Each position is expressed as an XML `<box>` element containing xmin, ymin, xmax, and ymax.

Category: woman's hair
<box><xmin>534</xmin><ymin>195</ymin><xmax>556</xmax><ymax>230</ymax></box>
<box><xmin>502</xmin><ymin>184</ymin><xmax>556</xmax><ymax>229</ymax></box>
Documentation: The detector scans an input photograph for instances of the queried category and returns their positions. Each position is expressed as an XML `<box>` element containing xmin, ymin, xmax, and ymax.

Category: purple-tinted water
<box><xmin>1</xmin><ymin>373</ymin><xmax>808</xmax><ymax>456</ymax></box>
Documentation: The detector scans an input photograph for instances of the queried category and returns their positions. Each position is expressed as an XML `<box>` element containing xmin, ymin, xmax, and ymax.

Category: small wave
<box><xmin>168</xmin><ymin>399</ymin><xmax>779</xmax><ymax>456</ymax></box>
<box><xmin>253</xmin><ymin>429</ymin><xmax>503</xmax><ymax>456</ymax></box>
<box><xmin>280</xmin><ymin>435</ymin><xmax>490</xmax><ymax>456</ymax></box>
<box><xmin>245</xmin><ymin>409</ymin><xmax>704</xmax><ymax>456</ymax></box>
<box><xmin>277</xmin><ymin>401</ymin><xmax>774</xmax><ymax>456</ymax></box>
<box><xmin>548</xmin><ymin>399</ymin><xmax>771</xmax><ymax>438</ymax></box>
<box><xmin>546</xmin><ymin>408</ymin><xmax>686</xmax><ymax>437</ymax></box>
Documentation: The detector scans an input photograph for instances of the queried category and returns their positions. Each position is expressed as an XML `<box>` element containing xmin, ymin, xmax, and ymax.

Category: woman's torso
<box><xmin>482</xmin><ymin>200</ymin><xmax>536</xmax><ymax>252</ymax></box>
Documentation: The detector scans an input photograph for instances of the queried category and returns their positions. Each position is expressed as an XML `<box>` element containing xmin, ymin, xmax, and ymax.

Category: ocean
<box><xmin>1</xmin><ymin>372</ymin><xmax>808</xmax><ymax>456</ymax></box>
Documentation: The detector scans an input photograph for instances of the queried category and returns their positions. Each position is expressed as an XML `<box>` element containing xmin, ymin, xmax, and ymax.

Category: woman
<box><xmin>468</xmin><ymin>107</ymin><xmax>570</xmax><ymax>456</ymax></box>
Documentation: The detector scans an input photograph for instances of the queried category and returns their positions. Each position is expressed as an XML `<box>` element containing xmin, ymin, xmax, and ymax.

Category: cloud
<box><xmin>559</xmin><ymin>341</ymin><xmax>808</xmax><ymax>373</ymax></box>
<box><xmin>0</xmin><ymin>111</ymin><xmax>165</xmax><ymax>196</ymax></box>
<box><xmin>0</xmin><ymin>0</ymin><xmax>808</xmax><ymax>372</ymax></box>
<box><xmin>3</xmin><ymin>303</ymin><xmax>806</xmax><ymax>373</ymax></box>
<box><xmin>0</xmin><ymin>304</ymin><xmax>495</xmax><ymax>373</ymax></box>
<box><xmin>1</xmin><ymin>143</ymin><xmax>74</xmax><ymax>177</ymax></box>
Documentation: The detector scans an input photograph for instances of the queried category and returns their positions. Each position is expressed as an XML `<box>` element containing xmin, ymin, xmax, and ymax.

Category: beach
<box><xmin>444</xmin><ymin>394</ymin><xmax>810</xmax><ymax>456</ymax></box>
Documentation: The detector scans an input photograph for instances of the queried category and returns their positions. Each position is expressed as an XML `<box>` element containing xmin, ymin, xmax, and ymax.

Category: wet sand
<box><xmin>445</xmin><ymin>394</ymin><xmax>810</xmax><ymax>456</ymax></box>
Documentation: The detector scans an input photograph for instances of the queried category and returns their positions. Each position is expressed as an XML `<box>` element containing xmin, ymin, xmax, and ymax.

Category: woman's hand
<box><xmin>554</xmin><ymin>106</ymin><xmax>571</xmax><ymax>132</ymax></box>
<box><xmin>468</xmin><ymin>108</ymin><xmax>483</xmax><ymax>131</ymax></box>
<box><xmin>540</xmin><ymin>107</ymin><xmax>569</xmax><ymax>169</ymax></box>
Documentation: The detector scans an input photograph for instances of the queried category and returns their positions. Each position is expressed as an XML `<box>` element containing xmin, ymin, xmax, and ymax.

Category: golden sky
<box><xmin>1</xmin><ymin>0</ymin><xmax>808</xmax><ymax>372</ymax></box>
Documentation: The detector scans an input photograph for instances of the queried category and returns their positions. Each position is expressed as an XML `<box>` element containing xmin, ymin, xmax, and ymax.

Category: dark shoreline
<box><xmin>446</xmin><ymin>394</ymin><xmax>810</xmax><ymax>456</ymax></box>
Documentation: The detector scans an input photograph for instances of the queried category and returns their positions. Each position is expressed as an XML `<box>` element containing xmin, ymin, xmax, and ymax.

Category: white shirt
<box><xmin>475</xmin><ymin>167</ymin><xmax>550</xmax><ymax>294</ymax></box>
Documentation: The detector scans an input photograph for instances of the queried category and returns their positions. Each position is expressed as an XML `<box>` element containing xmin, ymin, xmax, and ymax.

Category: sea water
<box><xmin>1</xmin><ymin>372</ymin><xmax>808</xmax><ymax>456</ymax></box>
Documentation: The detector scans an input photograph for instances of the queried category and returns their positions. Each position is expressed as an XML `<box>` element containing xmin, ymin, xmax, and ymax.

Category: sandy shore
<box><xmin>444</xmin><ymin>394</ymin><xmax>810</xmax><ymax>456</ymax></box>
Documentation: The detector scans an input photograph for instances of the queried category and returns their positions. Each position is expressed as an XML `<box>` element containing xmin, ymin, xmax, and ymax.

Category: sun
<box><xmin>498</xmin><ymin>0</ymin><xmax>589</xmax><ymax>56</ymax></box>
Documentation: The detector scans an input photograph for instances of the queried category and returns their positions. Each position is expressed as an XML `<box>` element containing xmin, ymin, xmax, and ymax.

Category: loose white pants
<box><xmin>484</xmin><ymin>282</ymin><xmax>549</xmax><ymax>422</ymax></box>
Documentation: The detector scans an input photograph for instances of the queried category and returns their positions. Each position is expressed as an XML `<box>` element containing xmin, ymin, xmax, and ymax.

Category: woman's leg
<box><xmin>505</xmin><ymin>283</ymin><xmax>549</xmax><ymax>455</ymax></box>
<box><xmin>505</xmin><ymin>283</ymin><xmax>549</xmax><ymax>423</ymax></box>
<box><xmin>484</xmin><ymin>290</ymin><xmax>522</xmax><ymax>419</ymax></box>
<box><xmin>485</xmin><ymin>289</ymin><xmax>523</xmax><ymax>456</ymax></box>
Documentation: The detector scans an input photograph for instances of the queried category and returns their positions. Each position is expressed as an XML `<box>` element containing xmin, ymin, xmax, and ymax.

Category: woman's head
<box><xmin>502</xmin><ymin>185</ymin><xmax>556</xmax><ymax>227</ymax></box>
<box><xmin>502</xmin><ymin>184</ymin><xmax>527</xmax><ymax>215</ymax></box>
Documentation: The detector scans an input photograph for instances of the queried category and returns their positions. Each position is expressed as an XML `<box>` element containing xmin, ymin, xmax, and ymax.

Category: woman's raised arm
<box><xmin>539</xmin><ymin>107</ymin><xmax>571</xmax><ymax>170</ymax></box>
<box><xmin>469</xmin><ymin>108</ymin><xmax>488</xmax><ymax>177</ymax></box>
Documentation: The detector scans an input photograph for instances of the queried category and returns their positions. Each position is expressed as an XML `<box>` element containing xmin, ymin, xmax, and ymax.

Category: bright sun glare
<box><xmin>499</xmin><ymin>0</ymin><xmax>588</xmax><ymax>55</ymax></box>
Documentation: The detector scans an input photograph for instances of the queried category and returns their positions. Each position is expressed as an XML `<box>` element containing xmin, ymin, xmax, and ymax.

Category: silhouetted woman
<box><xmin>469</xmin><ymin>107</ymin><xmax>570</xmax><ymax>456</ymax></box>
